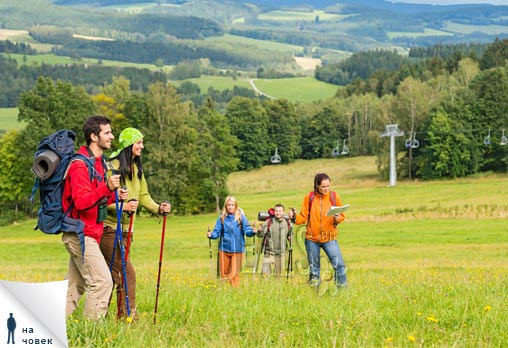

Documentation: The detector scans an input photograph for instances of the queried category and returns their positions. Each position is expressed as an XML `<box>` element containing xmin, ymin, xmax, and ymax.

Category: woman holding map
<box><xmin>288</xmin><ymin>173</ymin><xmax>348</xmax><ymax>289</ymax></box>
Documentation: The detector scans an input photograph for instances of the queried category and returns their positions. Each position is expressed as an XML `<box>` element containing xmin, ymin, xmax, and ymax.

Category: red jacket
<box><xmin>62</xmin><ymin>146</ymin><xmax>114</xmax><ymax>243</ymax></box>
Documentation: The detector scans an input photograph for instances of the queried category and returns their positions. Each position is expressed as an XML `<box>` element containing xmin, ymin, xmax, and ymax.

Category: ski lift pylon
<box><xmin>270</xmin><ymin>148</ymin><xmax>281</xmax><ymax>164</ymax></box>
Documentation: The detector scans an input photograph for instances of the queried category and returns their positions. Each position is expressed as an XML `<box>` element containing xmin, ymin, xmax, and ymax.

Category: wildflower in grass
<box><xmin>384</xmin><ymin>337</ymin><xmax>394</xmax><ymax>343</ymax></box>
<box><xmin>426</xmin><ymin>316</ymin><xmax>438</xmax><ymax>323</ymax></box>
<box><xmin>416</xmin><ymin>311</ymin><xmax>422</xmax><ymax>316</ymax></box>
<box><xmin>484</xmin><ymin>305</ymin><xmax>492</xmax><ymax>313</ymax></box>
<box><xmin>408</xmin><ymin>335</ymin><xmax>416</xmax><ymax>342</ymax></box>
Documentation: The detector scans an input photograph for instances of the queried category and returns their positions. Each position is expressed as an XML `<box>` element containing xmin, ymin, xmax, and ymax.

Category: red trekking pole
<box><xmin>154</xmin><ymin>201</ymin><xmax>169</xmax><ymax>324</ymax></box>
<box><xmin>124</xmin><ymin>199</ymin><xmax>137</xmax><ymax>261</ymax></box>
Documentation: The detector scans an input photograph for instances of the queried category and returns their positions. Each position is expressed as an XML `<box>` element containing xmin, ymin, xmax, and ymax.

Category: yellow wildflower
<box><xmin>426</xmin><ymin>316</ymin><xmax>438</xmax><ymax>323</ymax></box>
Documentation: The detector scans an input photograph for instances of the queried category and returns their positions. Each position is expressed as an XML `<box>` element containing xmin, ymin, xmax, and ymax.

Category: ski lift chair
<box><xmin>500</xmin><ymin>129</ymin><xmax>507</xmax><ymax>146</ymax></box>
<box><xmin>271</xmin><ymin>148</ymin><xmax>281</xmax><ymax>164</ymax></box>
<box><xmin>332</xmin><ymin>140</ymin><xmax>341</xmax><ymax>157</ymax></box>
<box><xmin>340</xmin><ymin>139</ymin><xmax>349</xmax><ymax>155</ymax></box>
<box><xmin>484</xmin><ymin>130</ymin><xmax>491</xmax><ymax>146</ymax></box>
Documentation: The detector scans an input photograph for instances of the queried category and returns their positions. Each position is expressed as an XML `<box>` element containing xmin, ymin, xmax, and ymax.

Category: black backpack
<box><xmin>30</xmin><ymin>130</ymin><xmax>97</xmax><ymax>253</ymax></box>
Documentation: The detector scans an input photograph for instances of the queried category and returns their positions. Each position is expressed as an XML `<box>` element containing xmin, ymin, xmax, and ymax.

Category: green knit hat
<box><xmin>109</xmin><ymin>127</ymin><xmax>143</xmax><ymax>158</ymax></box>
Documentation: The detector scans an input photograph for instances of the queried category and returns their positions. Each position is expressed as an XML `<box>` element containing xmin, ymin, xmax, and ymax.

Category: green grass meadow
<box><xmin>206</xmin><ymin>34</ymin><xmax>304</xmax><ymax>54</ymax></box>
<box><xmin>171</xmin><ymin>75</ymin><xmax>252</xmax><ymax>92</ymax></box>
<box><xmin>253</xmin><ymin>77</ymin><xmax>339</xmax><ymax>102</ymax></box>
<box><xmin>257</xmin><ymin>10</ymin><xmax>347</xmax><ymax>22</ymax></box>
<box><xmin>1</xmin><ymin>157</ymin><xmax>508</xmax><ymax>347</ymax></box>
<box><xmin>5</xmin><ymin>53</ymin><xmax>172</xmax><ymax>72</ymax></box>
<box><xmin>0</xmin><ymin>107</ymin><xmax>23</xmax><ymax>131</ymax></box>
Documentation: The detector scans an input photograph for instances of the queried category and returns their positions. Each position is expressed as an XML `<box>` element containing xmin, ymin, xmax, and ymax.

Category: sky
<box><xmin>391</xmin><ymin>0</ymin><xmax>508</xmax><ymax>4</ymax></box>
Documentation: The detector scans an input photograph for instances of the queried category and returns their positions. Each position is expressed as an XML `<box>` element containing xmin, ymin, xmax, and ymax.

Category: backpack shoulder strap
<box><xmin>284</xmin><ymin>217</ymin><xmax>291</xmax><ymax>231</ymax></box>
<box><xmin>330</xmin><ymin>191</ymin><xmax>337</xmax><ymax>206</ymax></box>
<box><xmin>266</xmin><ymin>217</ymin><xmax>273</xmax><ymax>234</ymax></box>
<box><xmin>308</xmin><ymin>191</ymin><xmax>315</xmax><ymax>213</ymax></box>
<box><xmin>64</xmin><ymin>153</ymin><xmax>97</xmax><ymax>182</ymax></box>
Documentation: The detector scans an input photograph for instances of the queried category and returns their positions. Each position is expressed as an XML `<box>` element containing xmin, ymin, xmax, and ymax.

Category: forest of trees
<box><xmin>1</xmin><ymin>38</ymin><xmax>508</xmax><ymax>225</ymax></box>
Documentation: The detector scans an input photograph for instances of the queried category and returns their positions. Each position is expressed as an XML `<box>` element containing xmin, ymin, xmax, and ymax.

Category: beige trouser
<box><xmin>99</xmin><ymin>226</ymin><xmax>136</xmax><ymax>318</ymax></box>
<box><xmin>62</xmin><ymin>232</ymin><xmax>113</xmax><ymax>320</ymax></box>
<box><xmin>261</xmin><ymin>255</ymin><xmax>285</xmax><ymax>277</ymax></box>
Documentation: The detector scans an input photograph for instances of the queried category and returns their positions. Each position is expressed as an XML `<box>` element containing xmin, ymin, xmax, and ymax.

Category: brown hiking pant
<box><xmin>218</xmin><ymin>251</ymin><xmax>243</xmax><ymax>287</ymax></box>
<box><xmin>100</xmin><ymin>226</ymin><xmax>136</xmax><ymax>317</ymax></box>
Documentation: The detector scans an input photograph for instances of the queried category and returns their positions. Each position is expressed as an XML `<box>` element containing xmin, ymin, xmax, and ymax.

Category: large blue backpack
<box><xmin>30</xmin><ymin>130</ymin><xmax>96</xmax><ymax>254</ymax></box>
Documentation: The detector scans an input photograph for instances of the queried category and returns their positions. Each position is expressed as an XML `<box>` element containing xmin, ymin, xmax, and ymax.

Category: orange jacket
<box><xmin>295</xmin><ymin>191</ymin><xmax>345</xmax><ymax>243</ymax></box>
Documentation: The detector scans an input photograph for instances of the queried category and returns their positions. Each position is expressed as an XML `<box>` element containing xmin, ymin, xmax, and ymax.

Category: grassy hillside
<box><xmin>206</xmin><ymin>34</ymin><xmax>304</xmax><ymax>54</ymax></box>
<box><xmin>171</xmin><ymin>75</ymin><xmax>252</xmax><ymax>92</ymax></box>
<box><xmin>0</xmin><ymin>108</ymin><xmax>22</xmax><ymax>131</ymax></box>
<box><xmin>252</xmin><ymin>77</ymin><xmax>339</xmax><ymax>101</ymax></box>
<box><xmin>6</xmin><ymin>53</ymin><xmax>173</xmax><ymax>72</ymax></box>
<box><xmin>1</xmin><ymin>157</ymin><xmax>508</xmax><ymax>346</ymax></box>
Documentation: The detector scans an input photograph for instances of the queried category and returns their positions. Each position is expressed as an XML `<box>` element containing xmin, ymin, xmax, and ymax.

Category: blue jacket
<box><xmin>210</xmin><ymin>213</ymin><xmax>254</xmax><ymax>253</ymax></box>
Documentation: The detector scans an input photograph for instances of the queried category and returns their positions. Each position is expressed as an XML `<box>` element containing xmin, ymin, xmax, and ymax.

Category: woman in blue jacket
<box><xmin>207</xmin><ymin>196</ymin><xmax>254</xmax><ymax>287</ymax></box>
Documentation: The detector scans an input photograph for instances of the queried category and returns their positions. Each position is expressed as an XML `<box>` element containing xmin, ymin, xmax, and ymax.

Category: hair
<box><xmin>220</xmin><ymin>196</ymin><xmax>242</xmax><ymax>224</ymax></box>
<box><xmin>274</xmin><ymin>203</ymin><xmax>285</xmax><ymax>210</ymax></box>
<box><xmin>113</xmin><ymin>144</ymin><xmax>143</xmax><ymax>183</ymax></box>
<box><xmin>313</xmin><ymin>172</ymin><xmax>331</xmax><ymax>193</ymax></box>
<box><xmin>83</xmin><ymin>115</ymin><xmax>111</xmax><ymax>146</ymax></box>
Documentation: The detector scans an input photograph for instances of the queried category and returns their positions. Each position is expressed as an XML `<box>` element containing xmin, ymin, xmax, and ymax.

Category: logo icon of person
<box><xmin>7</xmin><ymin>313</ymin><xmax>16</xmax><ymax>344</ymax></box>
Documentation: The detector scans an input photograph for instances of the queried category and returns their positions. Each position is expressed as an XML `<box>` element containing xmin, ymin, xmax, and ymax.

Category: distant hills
<box><xmin>2</xmin><ymin>0</ymin><xmax>507</xmax><ymax>74</ymax></box>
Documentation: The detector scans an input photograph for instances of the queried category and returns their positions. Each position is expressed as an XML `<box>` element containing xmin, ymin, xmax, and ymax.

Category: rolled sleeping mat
<box><xmin>258</xmin><ymin>211</ymin><xmax>290</xmax><ymax>221</ymax></box>
<box><xmin>258</xmin><ymin>211</ymin><xmax>270</xmax><ymax>221</ymax></box>
<box><xmin>32</xmin><ymin>150</ymin><xmax>60</xmax><ymax>180</ymax></box>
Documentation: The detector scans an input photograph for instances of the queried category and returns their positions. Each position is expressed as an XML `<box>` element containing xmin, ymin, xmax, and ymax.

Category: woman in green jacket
<box><xmin>100</xmin><ymin>127</ymin><xmax>171</xmax><ymax>318</ymax></box>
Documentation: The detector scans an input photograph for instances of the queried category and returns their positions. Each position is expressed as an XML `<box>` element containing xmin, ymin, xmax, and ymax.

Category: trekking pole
<box><xmin>154</xmin><ymin>201</ymin><xmax>169</xmax><ymax>324</ymax></box>
<box><xmin>253</xmin><ymin>230</ymin><xmax>268</xmax><ymax>275</ymax></box>
<box><xmin>286</xmin><ymin>236</ymin><xmax>293</xmax><ymax>280</ymax></box>
<box><xmin>207</xmin><ymin>226</ymin><xmax>214</xmax><ymax>277</ymax></box>
<box><xmin>124</xmin><ymin>199</ymin><xmax>137</xmax><ymax>261</ymax></box>
<box><xmin>110</xmin><ymin>192</ymin><xmax>123</xmax><ymax>273</ymax></box>
<box><xmin>113</xmin><ymin>187</ymin><xmax>132</xmax><ymax>320</ymax></box>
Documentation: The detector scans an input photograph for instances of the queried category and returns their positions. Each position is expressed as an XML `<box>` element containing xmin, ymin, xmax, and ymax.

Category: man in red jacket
<box><xmin>62</xmin><ymin>115</ymin><xmax>128</xmax><ymax>320</ymax></box>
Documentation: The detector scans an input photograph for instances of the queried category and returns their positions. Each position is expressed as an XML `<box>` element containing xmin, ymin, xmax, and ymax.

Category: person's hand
<box><xmin>107</xmin><ymin>174</ymin><xmax>121</xmax><ymax>191</ymax></box>
<box><xmin>159</xmin><ymin>202</ymin><xmax>171</xmax><ymax>215</ymax></box>
<box><xmin>118</xmin><ymin>187</ymin><xmax>129</xmax><ymax>201</ymax></box>
<box><xmin>206</xmin><ymin>231</ymin><xmax>212</xmax><ymax>238</ymax></box>
<box><xmin>126</xmin><ymin>199</ymin><xmax>139</xmax><ymax>212</ymax></box>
